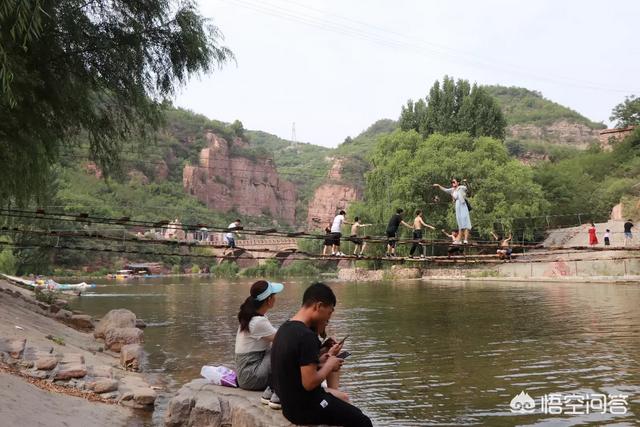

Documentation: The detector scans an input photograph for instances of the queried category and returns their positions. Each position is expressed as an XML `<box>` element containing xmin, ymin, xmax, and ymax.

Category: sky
<box><xmin>174</xmin><ymin>0</ymin><xmax>640</xmax><ymax>148</ymax></box>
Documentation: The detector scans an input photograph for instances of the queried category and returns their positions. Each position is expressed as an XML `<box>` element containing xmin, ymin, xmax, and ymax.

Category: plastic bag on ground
<box><xmin>200</xmin><ymin>365</ymin><xmax>238</xmax><ymax>387</ymax></box>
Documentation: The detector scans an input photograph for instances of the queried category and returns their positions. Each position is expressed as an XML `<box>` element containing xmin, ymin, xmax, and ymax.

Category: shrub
<box><xmin>211</xmin><ymin>262</ymin><xmax>239</xmax><ymax>278</ymax></box>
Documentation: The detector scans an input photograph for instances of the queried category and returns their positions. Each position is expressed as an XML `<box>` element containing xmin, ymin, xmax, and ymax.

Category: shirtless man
<box><xmin>491</xmin><ymin>232</ymin><xmax>513</xmax><ymax>260</ymax></box>
<box><xmin>442</xmin><ymin>229</ymin><xmax>463</xmax><ymax>257</ymax></box>
<box><xmin>409</xmin><ymin>210</ymin><xmax>435</xmax><ymax>258</ymax></box>
<box><xmin>348</xmin><ymin>217</ymin><xmax>372</xmax><ymax>257</ymax></box>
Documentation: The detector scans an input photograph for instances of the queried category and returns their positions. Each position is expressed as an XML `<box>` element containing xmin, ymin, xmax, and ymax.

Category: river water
<box><xmin>71</xmin><ymin>277</ymin><xmax>640</xmax><ymax>426</ymax></box>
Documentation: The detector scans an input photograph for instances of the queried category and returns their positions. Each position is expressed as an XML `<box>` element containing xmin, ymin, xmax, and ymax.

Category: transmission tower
<box><xmin>291</xmin><ymin>122</ymin><xmax>297</xmax><ymax>147</ymax></box>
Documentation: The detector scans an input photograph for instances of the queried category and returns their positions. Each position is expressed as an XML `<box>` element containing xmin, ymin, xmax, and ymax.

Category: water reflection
<box><xmin>73</xmin><ymin>278</ymin><xmax>640</xmax><ymax>426</ymax></box>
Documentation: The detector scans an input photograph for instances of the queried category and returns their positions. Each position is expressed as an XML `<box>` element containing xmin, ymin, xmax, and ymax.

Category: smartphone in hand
<box><xmin>337</xmin><ymin>351</ymin><xmax>351</xmax><ymax>359</ymax></box>
<box><xmin>338</xmin><ymin>335</ymin><xmax>349</xmax><ymax>346</ymax></box>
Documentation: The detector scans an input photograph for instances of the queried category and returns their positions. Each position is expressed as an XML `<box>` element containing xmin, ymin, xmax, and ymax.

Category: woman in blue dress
<box><xmin>433</xmin><ymin>178</ymin><xmax>472</xmax><ymax>244</ymax></box>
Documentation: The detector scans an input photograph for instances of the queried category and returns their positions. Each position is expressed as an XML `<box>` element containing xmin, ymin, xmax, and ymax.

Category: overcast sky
<box><xmin>174</xmin><ymin>0</ymin><xmax>640</xmax><ymax>148</ymax></box>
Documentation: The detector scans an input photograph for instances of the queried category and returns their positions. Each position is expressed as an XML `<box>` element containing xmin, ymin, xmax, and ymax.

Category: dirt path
<box><xmin>0</xmin><ymin>280</ymin><xmax>152</xmax><ymax>426</ymax></box>
<box><xmin>0</xmin><ymin>371</ymin><xmax>137</xmax><ymax>427</ymax></box>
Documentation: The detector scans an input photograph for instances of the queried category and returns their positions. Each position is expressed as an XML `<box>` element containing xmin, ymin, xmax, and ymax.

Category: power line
<box><xmin>220</xmin><ymin>0</ymin><xmax>640</xmax><ymax>94</ymax></box>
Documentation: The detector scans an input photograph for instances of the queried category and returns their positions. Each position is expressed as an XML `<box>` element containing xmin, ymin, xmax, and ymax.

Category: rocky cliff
<box><xmin>306</xmin><ymin>159</ymin><xmax>362</xmax><ymax>228</ymax></box>
<box><xmin>183</xmin><ymin>133</ymin><xmax>297</xmax><ymax>224</ymax></box>
<box><xmin>507</xmin><ymin>120</ymin><xmax>600</xmax><ymax>148</ymax></box>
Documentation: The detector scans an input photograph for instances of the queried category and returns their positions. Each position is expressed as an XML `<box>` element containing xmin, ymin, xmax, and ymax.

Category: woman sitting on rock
<box><xmin>235</xmin><ymin>280</ymin><xmax>284</xmax><ymax>409</ymax></box>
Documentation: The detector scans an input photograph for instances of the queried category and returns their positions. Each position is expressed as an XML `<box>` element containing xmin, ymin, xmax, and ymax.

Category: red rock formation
<box><xmin>183</xmin><ymin>133</ymin><xmax>297</xmax><ymax>223</ymax></box>
<box><xmin>599</xmin><ymin>126</ymin><xmax>636</xmax><ymax>150</ymax></box>
<box><xmin>306</xmin><ymin>159</ymin><xmax>362</xmax><ymax>229</ymax></box>
<box><xmin>508</xmin><ymin>120</ymin><xmax>600</xmax><ymax>148</ymax></box>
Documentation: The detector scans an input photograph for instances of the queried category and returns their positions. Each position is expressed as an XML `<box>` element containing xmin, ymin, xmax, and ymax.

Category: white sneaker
<box><xmin>268</xmin><ymin>392</ymin><xmax>281</xmax><ymax>410</ymax></box>
<box><xmin>463</xmin><ymin>240</ymin><xmax>469</xmax><ymax>244</ymax></box>
<box><xmin>261</xmin><ymin>387</ymin><xmax>273</xmax><ymax>405</ymax></box>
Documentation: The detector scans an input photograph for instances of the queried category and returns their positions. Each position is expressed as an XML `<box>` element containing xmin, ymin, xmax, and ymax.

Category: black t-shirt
<box><xmin>624</xmin><ymin>222</ymin><xmax>634</xmax><ymax>233</ymax></box>
<box><xmin>271</xmin><ymin>320</ymin><xmax>324</xmax><ymax>411</ymax></box>
<box><xmin>386</xmin><ymin>213</ymin><xmax>402</xmax><ymax>233</ymax></box>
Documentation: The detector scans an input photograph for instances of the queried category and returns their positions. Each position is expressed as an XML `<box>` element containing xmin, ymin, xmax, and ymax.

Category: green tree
<box><xmin>364</xmin><ymin>130</ymin><xmax>548</xmax><ymax>238</ymax></box>
<box><xmin>0</xmin><ymin>238</ymin><xmax>17</xmax><ymax>274</ymax></box>
<box><xmin>1</xmin><ymin>0</ymin><xmax>233</xmax><ymax>205</ymax></box>
<box><xmin>610</xmin><ymin>95</ymin><xmax>640</xmax><ymax>128</ymax></box>
<box><xmin>399</xmin><ymin>76</ymin><xmax>506</xmax><ymax>140</ymax></box>
<box><xmin>230</xmin><ymin>120</ymin><xmax>245</xmax><ymax>138</ymax></box>
<box><xmin>533</xmin><ymin>128</ymin><xmax>640</xmax><ymax>221</ymax></box>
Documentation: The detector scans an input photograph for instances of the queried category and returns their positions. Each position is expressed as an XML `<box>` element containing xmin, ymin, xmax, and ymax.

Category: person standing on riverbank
<box><xmin>271</xmin><ymin>282</ymin><xmax>373</xmax><ymax>427</ymax></box>
<box><xmin>588</xmin><ymin>222</ymin><xmax>598</xmax><ymax>246</ymax></box>
<box><xmin>604</xmin><ymin>229</ymin><xmax>611</xmax><ymax>246</ymax></box>
<box><xmin>409</xmin><ymin>210</ymin><xmax>435</xmax><ymax>258</ymax></box>
<box><xmin>624</xmin><ymin>219</ymin><xmax>634</xmax><ymax>246</ymax></box>
<box><xmin>386</xmin><ymin>208</ymin><xmax>413</xmax><ymax>257</ymax></box>
<box><xmin>235</xmin><ymin>280</ymin><xmax>284</xmax><ymax>409</ymax></box>
<box><xmin>433</xmin><ymin>178</ymin><xmax>472</xmax><ymax>244</ymax></box>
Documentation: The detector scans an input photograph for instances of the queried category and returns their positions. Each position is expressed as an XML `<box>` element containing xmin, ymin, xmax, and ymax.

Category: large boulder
<box><xmin>88</xmin><ymin>365</ymin><xmax>113</xmax><ymax>379</ymax></box>
<box><xmin>165</xmin><ymin>390</ymin><xmax>197</xmax><ymax>427</ymax></box>
<box><xmin>35</xmin><ymin>352</ymin><xmax>58</xmax><ymax>370</ymax></box>
<box><xmin>0</xmin><ymin>338</ymin><xmax>26</xmax><ymax>359</ymax></box>
<box><xmin>120</xmin><ymin>343</ymin><xmax>143</xmax><ymax>371</ymax></box>
<box><xmin>68</xmin><ymin>314</ymin><xmax>94</xmax><ymax>331</ymax></box>
<box><xmin>164</xmin><ymin>379</ymin><xmax>303</xmax><ymax>427</ymax></box>
<box><xmin>94</xmin><ymin>309</ymin><xmax>137</xmax><ymax>339</ymax></box>
<box><xmin>88</xmin><ymin>378</ymin><xmax>119</xmax><ymax>394</ymax></box>
<box><xmin>104</xmin><ymin>327</ymin><xmax>144</xmax><ymax>352</ymax></box>
<box><xmin>54</xmin><ymin>353</ymin><xmax>87</xmax><ymax>380</ymax></box>
<box><xmin>118</xmin><ymin>376</ymin><xmax>157</xmax><ymax>410</ymax></box>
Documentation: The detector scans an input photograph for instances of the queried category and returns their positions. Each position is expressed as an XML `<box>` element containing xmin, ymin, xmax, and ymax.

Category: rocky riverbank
<box><xmin>0</xmin><ymin>279</ymin><xmax>158</xmax><ymax>425</ymax></box>
<box><xmin>165</xmin><ymin>379</ymin><xmax>338</xmax><ymax>427</ymax></box>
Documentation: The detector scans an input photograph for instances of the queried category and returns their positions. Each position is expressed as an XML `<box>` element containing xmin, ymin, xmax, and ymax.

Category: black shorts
<box><xmin>348</xmin><ymin>235</ymin><xmax>363</xmax><ymax>246</ymax></box>
<box><xmin>282</xmin><ymin>392</ymin><xmax>372</xmax><ymax>427</ymax></box>
<box><xmin>386</xmin><ymin>230</ymin><xmax>398</xmax><ymax>248</ymax></box>
<box><xmin>329</xmin><ymin>232</ymin><xmax>341</xmax><ymax>246</ymax></box>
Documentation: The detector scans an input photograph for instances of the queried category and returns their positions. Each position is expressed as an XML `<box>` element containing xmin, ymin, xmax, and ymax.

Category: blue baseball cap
<box><xmin>255</xmin><ymin>281</ymin><xmax>284</xmax><ymax>301</ymax></box>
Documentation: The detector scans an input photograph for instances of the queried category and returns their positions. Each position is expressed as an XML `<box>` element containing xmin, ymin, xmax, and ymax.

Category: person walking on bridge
<box><xmin>433</xmin><ymin>178</ymin><xmax>472</xmax><ymax>244</ymax></box>
<box><xmin>409</xmin><ymin>210</ymin><xmax>435</xmax><ymax>258</ymax></box>
<box><xmin>330</xmin><ymin>210</ymin><xmax>351</xmax><ymax>256</ymax></box>
<box><xmin>349</xmin><ymin>217</ymin><xmax>372</xmax><ymax>257</ymax></box>
<box><xmin>385</xmin><ymin>208</ymin><xmax>413</xmax><ymax>257</ymax></box>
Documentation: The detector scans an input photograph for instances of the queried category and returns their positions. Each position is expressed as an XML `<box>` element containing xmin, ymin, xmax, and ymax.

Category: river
<box><xmin>71</xmin><ymin>277</ymin><xmax>640</xmax><ymax>426</ymax></box>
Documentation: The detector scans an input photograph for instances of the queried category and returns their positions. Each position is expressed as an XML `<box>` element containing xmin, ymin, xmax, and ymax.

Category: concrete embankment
<box><xmin>0</xmin><ymin>279</ymin><xmax>158</xmax><ymax>425</ymax></box>
<box><xmin>337</xmin><ymin>250</ymin><xmax>640</xmax><ymax>283</ymax></box>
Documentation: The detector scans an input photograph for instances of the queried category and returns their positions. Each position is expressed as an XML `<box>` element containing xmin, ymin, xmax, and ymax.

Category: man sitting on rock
<box><xmin>271</xmin><ymin>282</ymin><xmax>372</xmax><ymax>427</ymax></box>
